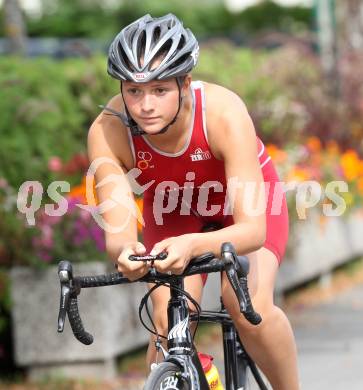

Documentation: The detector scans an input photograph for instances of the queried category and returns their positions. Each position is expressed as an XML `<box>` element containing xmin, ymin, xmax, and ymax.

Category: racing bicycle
<box><xmin>57</xmin><ymin>242</ymin><xmax>270</xmax><ymax>389</ymax></box>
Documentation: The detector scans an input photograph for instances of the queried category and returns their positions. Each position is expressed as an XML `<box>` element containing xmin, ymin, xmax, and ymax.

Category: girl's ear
<box><xmin>182</xmin><ymin>74</ymin><xmax>192</xmax><ymax>94</ymax></box>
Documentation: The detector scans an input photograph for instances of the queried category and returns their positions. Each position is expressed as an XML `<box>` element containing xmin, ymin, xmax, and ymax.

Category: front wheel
<box><xmin>143</xmin><ymin>362</ymin><xmax>191</xmax><ymax>390</ymax></box>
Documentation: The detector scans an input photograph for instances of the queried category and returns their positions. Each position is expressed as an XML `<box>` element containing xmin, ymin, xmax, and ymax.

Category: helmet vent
<box><xmin>118</xmin><ymin>42</ymin><xmax>132</xmax><ymax>69</ymax></box>
<box><xmin>172</xmin><ymin>53</ymin><xmax>190</xmax><ymax>69</ymax></box>
<box><xmin>155</xmin><ymin>39</ymin><xmax>172</xmax><ymax>61</ymax></box>
<box><xmin>177</xmin><ymin>35</ymin><xmax>186</xmax><ymax>50</ymax></box>
<box><xmin>153</xmin><ymin>26</ymin><xmax>161</xmax><ymax>42</ymax></box>
<box><xmin>137</xmin><ymin>31</ymin><xmax>146</xmax><ymax>68</ymax></box>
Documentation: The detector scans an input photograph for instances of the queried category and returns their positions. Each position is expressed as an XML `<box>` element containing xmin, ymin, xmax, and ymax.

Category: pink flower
<box><xmin>39</xmin><ymin>251</ymin><xmax>52</xmax><ymax>263</ymax></box>
<box><xmin>79</xmin><ymin>208</ymin><xmax>91</xmax><ymax>222</ymax></box>
<box><xmin>32</xmin><ymin>225</ymin><xmax>54</xmax><ymax>249</ymax></box>
<box><xmin>48</xmin><ymin>157</ymin><xmax>63</xmax><ymax>172</ymax></box>
<box><xmin>0</xmin><ymin>178</ymin><xmax>8</xmax><ymax>189</ymax></box>
<box><xmin>40</xmin><ymin>225</ymin><xmax>53</xmax><ymax>247</ymax></box>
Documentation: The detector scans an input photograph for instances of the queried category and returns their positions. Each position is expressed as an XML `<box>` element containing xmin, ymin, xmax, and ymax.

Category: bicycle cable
<box><xmin>139</xmin><ymin>282</ymin><xmax>167</xmax><ymax>339</ymax></box>
<box><xmin>138</xmin><ymin>280</ymin><xmax>202</xmax><ymax>341</ymax></box>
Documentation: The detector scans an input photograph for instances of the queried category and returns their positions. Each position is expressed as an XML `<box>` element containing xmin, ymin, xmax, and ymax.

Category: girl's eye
<box><xmin>128</xmin><ymin>88</ymin><xmax>140</xmax><ymax>95</ymax></box>
<box><xmin>156</xmin><ymin>88</ymin><xmax>167</xmax><ymax>94</ymax></box>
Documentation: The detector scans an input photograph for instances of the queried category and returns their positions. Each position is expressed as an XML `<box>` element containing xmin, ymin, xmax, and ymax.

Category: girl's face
<box><xmin>122</xmin><ymin>78</ymin><xmax>182</xmax><ymax>134</ymax></box>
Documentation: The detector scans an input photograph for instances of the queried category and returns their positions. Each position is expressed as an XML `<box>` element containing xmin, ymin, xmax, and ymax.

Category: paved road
<box><xmin>199</xmin><ymin>284</ymin><xmax>363</xmax><ymax>389</ymax></box>
<box><xmin>288</xmin><ymin>284</ymin><xmax>363</xmax><ymax>390</ymax></box>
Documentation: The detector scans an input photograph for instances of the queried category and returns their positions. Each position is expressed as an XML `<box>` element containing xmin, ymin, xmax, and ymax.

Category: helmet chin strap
<box><xmin>120</xmin><ymin>76</ymin><xmax>185</xmax><ymax>136</ymax></box>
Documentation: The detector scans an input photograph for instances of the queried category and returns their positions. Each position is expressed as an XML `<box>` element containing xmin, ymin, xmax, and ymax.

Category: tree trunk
<box><xmin>3</xmin><ymin>0</ymin><xmax>27</xmax><ymax>55</ymax></box>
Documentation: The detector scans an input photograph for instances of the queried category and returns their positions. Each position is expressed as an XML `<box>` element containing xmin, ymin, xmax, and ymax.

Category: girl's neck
<box><xmin>144</xmin><ymin>86</ymin><xmax>193</xmax><ymax>151</ymax></box>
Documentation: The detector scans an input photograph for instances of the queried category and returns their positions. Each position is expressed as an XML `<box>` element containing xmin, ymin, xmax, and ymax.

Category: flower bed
<box><xmin>267</xmin><ymin>137</ymin><xmax>363</xmax><ymax>219</ymax></box>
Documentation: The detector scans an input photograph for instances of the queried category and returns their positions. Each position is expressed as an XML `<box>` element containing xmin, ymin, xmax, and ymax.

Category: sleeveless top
<box><xmin>127</xmin><ymin>81</ymin><xmax>272</xmax><ymax>219</ymax></box>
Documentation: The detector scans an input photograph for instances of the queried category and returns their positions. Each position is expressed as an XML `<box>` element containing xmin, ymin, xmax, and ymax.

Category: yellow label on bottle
<box><xmin>205</xmin><ymin>364</ymin><xmax>224</xmax><ymax>390</ymax></box>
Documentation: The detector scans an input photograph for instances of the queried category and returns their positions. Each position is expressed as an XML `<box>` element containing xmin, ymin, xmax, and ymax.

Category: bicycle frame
<box><xmin>164</xmin><ymin>276</ymin><xmax>210</xmax><ymax>389</ymax></box>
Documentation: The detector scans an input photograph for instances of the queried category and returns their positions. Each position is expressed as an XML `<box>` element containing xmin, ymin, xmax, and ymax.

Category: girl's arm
<box><xmin>189</xmin><ymin>83</ymin><xmax>266</xmax><ymax>257</ymax></box>
<box><xmin>87</xmin><ymin>96</ymin><xmax>147</xmax><ymax>279</ymax></box>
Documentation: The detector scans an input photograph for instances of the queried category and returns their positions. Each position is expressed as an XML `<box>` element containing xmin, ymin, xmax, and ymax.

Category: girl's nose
<box><xmin>141</xmin><ymin>93</ymin><xmax>155</xmax><ymax>113</ymax></box>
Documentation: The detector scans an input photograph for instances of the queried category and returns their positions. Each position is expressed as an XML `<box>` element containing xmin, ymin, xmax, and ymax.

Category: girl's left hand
<box><xmin>150</xmin><ymin>234</ymin><xmax>197</xmax><ymax>275</ymax></box>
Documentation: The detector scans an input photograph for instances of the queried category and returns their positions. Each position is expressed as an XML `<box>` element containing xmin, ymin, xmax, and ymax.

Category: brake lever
<box><xmin>57</xmin><ymin>261</ymin><xmax>73</xmax><ymax>332</ymax></box>
<box><xmin>221</xmin><ymin>243</ymin><xmax>262</xmax><ymax>325</ymax></box>
<box><xmin>223</xmin><ymin>251</ymin><xmax>248</xmax><ymax>312</ymax></box>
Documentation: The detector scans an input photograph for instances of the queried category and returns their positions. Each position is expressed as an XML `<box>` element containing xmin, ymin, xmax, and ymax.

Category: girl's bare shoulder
<box><xmin>201</xmin><ymin>81</ymin><xmax>252</xmax><ymax>159</ymax></box>
<box><xmin>88</xmin><ymin>94</ymin><xmax>134</xmax><ymax>170</ymax></box>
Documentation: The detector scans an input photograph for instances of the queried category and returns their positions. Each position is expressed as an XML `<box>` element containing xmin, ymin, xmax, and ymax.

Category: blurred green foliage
<box><xmin>25</xmin><ymin>0</ymin><xmax>118</xmax><ymax>39</ymax></box>
<box><xmin>0</xmin><ymin>56</ymin><xmax>118</xmax><ymax>189</ymax></box>
<box><xmin>0</xmin><ymin>0</ymin><xmax>312</xmax><ymax>40</ymax></box>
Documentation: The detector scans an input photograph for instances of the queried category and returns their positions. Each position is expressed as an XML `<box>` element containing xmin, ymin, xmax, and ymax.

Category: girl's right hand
<box><xmin>116</xmin><ymin>242</ymin><xmax>148</xmax><ymax>281</ymax></box>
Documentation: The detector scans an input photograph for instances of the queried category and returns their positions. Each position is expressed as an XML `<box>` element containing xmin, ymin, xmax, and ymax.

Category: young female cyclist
<box><xmin>87</xmin><ymin>14</ymin><xmax>300</xmax><ymax>389</ymax></box>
